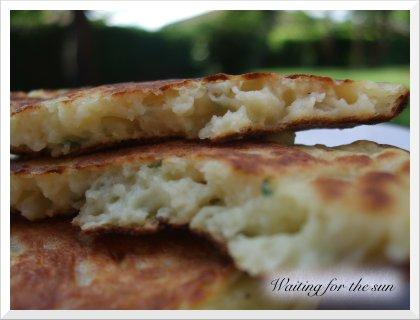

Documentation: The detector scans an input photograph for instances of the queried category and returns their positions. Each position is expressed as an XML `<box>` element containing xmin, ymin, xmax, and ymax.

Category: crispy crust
<box><xmin>10</xmin><ymin>139</ymin><xmax>324</xmax><ymax>175</ymax></box>
<box><xmin>11</xmin><ymin>139</ymin><xmax>408</xmax><ymax>176</ymax></box>
<box><xmin>10</xmin><ymin>73</ymin><xmax>277</xmax><ymax>115</ymax></box>
<box><xmin>82</xmin><ymin>222</ymin><xmax>232</xmax><ymax>262</ymax></box>
<box><xmin>10</xmin><ymin>72</ymin><xmax>409</xmax><ymax>157</ymax></box>
<box><xmin>10</xmin><ymin>72</ymin><xmax>408</xmax><ymax>115</ymax></box>
<box><xmin>11</xmin><ymin>216</ymin><xmax>237</xmax><ymax>310</ymax></box>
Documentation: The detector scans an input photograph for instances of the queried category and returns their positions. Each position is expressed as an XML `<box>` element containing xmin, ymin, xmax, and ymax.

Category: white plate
<box><xmin>296</xmin><ymin>123</ymin><xmax>410</xmax><ymax>150</ymax></box>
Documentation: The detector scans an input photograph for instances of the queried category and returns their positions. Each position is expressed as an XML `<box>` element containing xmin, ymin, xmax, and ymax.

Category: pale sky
<box><xmin>88</xmin><ymin>9</ymin><xmax>211</xmax><ymax>31</ymax></box>
<box><xmin>88</xmin><ymin>10</ymin><xmax>349</xmax><ymax>31</ymax></box>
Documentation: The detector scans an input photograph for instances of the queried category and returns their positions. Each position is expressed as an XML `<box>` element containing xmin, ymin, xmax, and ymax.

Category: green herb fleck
<box><xmin>261</xmin><ymin>178</ymin><xmax>273</xmax><ymax>196</ymax></box>
<box><xmin>148</xmin><ymin>160</ymin><xmax>162</xmax><ymax>168</ymax></box>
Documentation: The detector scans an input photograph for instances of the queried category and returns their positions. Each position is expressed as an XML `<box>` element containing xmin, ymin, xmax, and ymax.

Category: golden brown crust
<box><xmin>11</xmin><ymin>72</ymin><xmax>407</xmax><ymax>116</ymax></box>
<box><xmin>359</xmin><ymin>172</ymin><xmax>399</xmax><ymax>211</ymax></box>
<box><xmin>313</xmin><ymin>177</ymin><xmax>351</xmax><ymax>201</ymax></box>
<box><xmin>11</xmin><ymin>139</ymin><xmax>408</xmax><ymax>177</ymax></box>
<box><xmin>11</xmin><ymin>89</ymin><xmax>75</xmax><ymax>114</ymax></box>
<box><xmin>10</xmin><ymin>72</ymin><xmax>409</xmax><ymax>157</ymax></box>
<box><xmin>10</xmin><ymin>78</ymin><xmax>198</xmax><ymax>115</ymax></box>
<box><xmin>10</xmin><ymin>139</ymin><xmax>326</xmax><ymax>175</ymax></box>
<box><xmin>11</xmin><ymin>216</ymin><xmax>235</xmax><ymax>310</ymax></box>
<box><xmin>10</xmin><ymin>73</ymin><xmax>277</xmax><ymax>115</ymax></box>
<box><xmin>312</xmin><ymin>169</ymin><xmax>406</xmax><ymax>214</ymax></box>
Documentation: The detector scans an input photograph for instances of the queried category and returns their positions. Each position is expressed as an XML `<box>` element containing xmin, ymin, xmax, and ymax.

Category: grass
<box><xmin>262</xmin><ymin>66</ymin><xmax>410</xmax><ymax>127</ymax></box>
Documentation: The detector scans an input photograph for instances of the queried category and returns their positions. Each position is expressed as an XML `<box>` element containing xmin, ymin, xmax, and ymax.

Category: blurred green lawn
<box><xmin>264</xmin><ymin>66</ymin><xmax>410</xmax><ymax>127</ymax></box>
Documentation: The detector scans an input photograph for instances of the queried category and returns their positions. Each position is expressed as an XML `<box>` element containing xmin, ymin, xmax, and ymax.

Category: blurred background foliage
<box><xmin>11</xmin><ymin>10</ymin><xmax>409</xmax><ymax>126</ymax></box>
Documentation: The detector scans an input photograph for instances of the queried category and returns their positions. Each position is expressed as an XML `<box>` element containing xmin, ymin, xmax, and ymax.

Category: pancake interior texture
<box><xmin>11</xmin><ymin>72</ymin><xmax>408</xmax><ymax>156</ymax></box>
<box><xmin>11</xmin><ymin>217</ymin><xmax>312</xmax><ymax>309</ymax></box>
<box><xmin>11</xmin><ymin>140</ymin><xmax>409</xmax><ymax>276</ymax></box>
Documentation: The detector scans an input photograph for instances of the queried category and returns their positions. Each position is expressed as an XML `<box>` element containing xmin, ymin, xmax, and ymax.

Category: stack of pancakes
<box><xmin>10</xmin><ymin>72</ymin><xmax>410</xmax><ymax>309</ymax></box>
